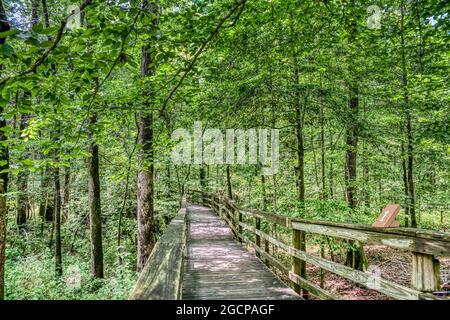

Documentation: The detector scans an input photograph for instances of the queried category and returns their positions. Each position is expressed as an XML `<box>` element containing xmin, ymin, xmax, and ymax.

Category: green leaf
<box><xmin>0</xmin><ymin>29</ymin><xmax>20</xmax><ymax>38</ymax></box>
<box><xmin>41</xmin><ymin>40</ymin><xmax>53</xmax><ymax>48</ymax></box>
<box><xmin>0</xmin><ymin>44</ymin><xmax>14</xmax><ymax>57</ymax></box>
<box><xmin>25</xmin><ymin>37</ymin><xmax>40</xmax><ymax>47</ymax></box>
<box><xmin>32</xmin><ymin>23</ymin><xmax>44</xmax><ymax>33</ymax></box>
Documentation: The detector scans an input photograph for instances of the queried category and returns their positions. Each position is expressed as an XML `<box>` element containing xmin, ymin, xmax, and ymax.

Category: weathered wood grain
<box><xmin>288</xmin><ymin>271</ymin><xmax>337</xmax><ymax>300</ymax></box>
<box><xmin>186</xmin><ymin>190</ymin><xmax>449</xmax><ymax>300</ymax></box>
<box><xmin>129</xmin><ymin>206</ymin><xmax>187</xmax><ymax>300</ymax></box>
<box><xmin>237</xmin><ymin>220</ymin><xmax>441</xmax><ymax>300</ymax></box>
<box><xmin>411</xmin><ymin>252</ymin><xmax>440</xmax><ymax>292</ymax></box>
<box><xmin>182</xmin><ymin>204</ymin><xmax>300</xmax><ymax>300</ymax></box>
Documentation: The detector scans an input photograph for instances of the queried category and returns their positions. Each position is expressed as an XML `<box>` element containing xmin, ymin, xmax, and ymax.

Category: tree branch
<box><xmin>159</xmin><ymin>0</ymin><xmax>247</xmax><ymax>123</ymax></box>
<box><xmin>0</xmin><ymin>0</ymin><xmax>93</xmax><ymax>87</ymax></box>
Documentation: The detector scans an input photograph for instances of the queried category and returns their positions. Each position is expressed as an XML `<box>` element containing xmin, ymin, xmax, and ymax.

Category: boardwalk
<box><xmin>130</xmin><ymin>191</ymin><xmax>449</xmax><ymax>300</ymax></box>
<box><xmin>182</xmin><ymin>204</ymin><xmax>300</xmax><ymax>300</ymax></box>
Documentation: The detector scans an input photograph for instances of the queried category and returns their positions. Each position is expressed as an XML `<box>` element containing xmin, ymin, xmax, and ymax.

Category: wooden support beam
<box><xmin>411</xmin><ymin>252</ymin><xmax>440</xmax><ymax>293</ymax></box>
<box><xmin>255</xmin><ymin>217</ymin><xmax>261</xmax><ymax>258</ymax></box>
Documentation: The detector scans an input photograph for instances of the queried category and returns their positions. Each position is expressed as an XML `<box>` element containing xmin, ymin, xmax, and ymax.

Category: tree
<box><xmin>87</xmin><ymin>112</ymin><xmax>104</xmax><ymax>278</ymax></box>
<box><xmin>0</xmin><ymin>0</ymin><xmax>9</xmax><ymax>300</ymax></box>
<box><xmin>136</xmin><ymin>0</ymin><xmax>158</xmax><ymax>272</ymax></box>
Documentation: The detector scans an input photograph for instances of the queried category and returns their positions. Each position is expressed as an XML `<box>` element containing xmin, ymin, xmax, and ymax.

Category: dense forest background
<box><xmin>0</xmin><ymin>0</ymin><xmax>448</xmax><ymax>299</ymax></box>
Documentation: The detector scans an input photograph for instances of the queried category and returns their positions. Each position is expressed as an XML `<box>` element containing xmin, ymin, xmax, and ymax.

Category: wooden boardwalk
<box><xmin>130</xmin><ymin>191</ymin><xmax>449</xmax><ymax>300</ymax></box>
<box><xmin>182</xmin><ymin>204</ymin><xmax>300</xmax><ymax>300</ymax></box>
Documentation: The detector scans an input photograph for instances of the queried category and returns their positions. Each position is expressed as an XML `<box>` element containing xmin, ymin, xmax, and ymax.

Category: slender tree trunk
<box><xmin>41</xmin><ymin>0</ymin><xmax>49</xmax><ymax>27</ymax></box>
<box><xmin>401</xmin><ymin>141</ymin><xmax>410</xmax><ymax>226</ymax></box>
<box><xmin>17</xmin><ymin>1</ymin><xmax>39</xmax><ymax>230</ymax></box>
<box><xmin>62</xmin><ymin>166</ymin><xmax>70</xmax><ymax>221</ymax></box>
<box><xmin>400</xmin><ymin>0</ymin><xmax>416</xmax><ymax>228</ymax></box>
<box><xmin>166</xmin><ymin>165</ymin><xmax>171</xmax><ymax>195</ymax></box>
<box><xmin>17</xmin><ymin>113</ymin><xmax>31</xmax><ymax>230</ymax></box>
<box><xmin>88</xmin><ymin>113</ymin><xmax>104</xmax><ymax>278</ymax></box>
<box><xmin>226</xmin><ymin>165</ymin><xmax>232</xmax><ymax>199</ymax></box>
<box><xmin>292</xmin><ymin>49</ymin><xmax>307</xmax><ymax>298</ymax></box>
<box><xmin>54</xmin><ymin>150</ymin><xmax>62</xmax><ymax>277</ymax></box>
<box><xmin>344</xmin><ymin>4</ymin><xmax>366</xmax><ymax>271</ymax></box>
<box><xmin>344</xmin><ymin>86</ymin><xmax>358</xmax><ymax>210</ymax></box>
<box><xmin>405</xmin><ymin>111</ymin><xmax>416</xmax><ymax>227</ymax></box>
<box><xmin>0</xmin><ymin>0</ymin><xmax>10</xmax><ymax>299</ymax></box>
<box><xmin>329</xmin><ymin>162</ymin><xmax>334</xmax><ymax>198</ymax></box>
<box><xmin>199</xmin><ymin>166</ymin><xmax>206</xmax><ymax>190</ymax></box>
<box><xmin>320</xmin><ymin>90</ymin><xmax>326</xmax><ymax>202</ymax></box>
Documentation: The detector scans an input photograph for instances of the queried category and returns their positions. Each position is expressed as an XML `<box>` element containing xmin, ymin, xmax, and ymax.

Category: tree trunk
<box><xmin>136</xmin><ymin>2</ymin><xmax>158</xmax><ymax>270</ymax></box>
<box><xmin>320</xmin><ymin>89</ymin><xmax>326</xmax><ymax>202</ymax></box>
<box><xmin>0</xmin><ymin>0</ymin><xmax>10</xmax><ymax>300</ymax></box>
<box><xmin>17</xmin><ymin>113</ymin><xmax>31</xmax><ymax>230</ymax></box>
<box><xmin>136</xmin><ymin>0</ymin><xmax>158</xmax><ymax>272</ymax></box>
<box><xmin>136</xmin><ymin>110</ymin><xmax>156</xmax><ymax>272</ymax></box>
<box><xmin>226</xmin><ymin>165</ymin><xmax>232</xmax><ymax>199</ymax></box>
<box><xmin>199</xmin><ymin>166</ymin><xmax>206</xmax><ymax>190</ymax></box>
<box><xmin>53</xmin><ymin>151</ymin><xmax>62</xmax><ymax>277</ymax></box>
<box><xmin>401</xmin><ymin>141</ymin><xmax>410</xmax><ymax>227</ymax></box>
<box><xmin>88</xmin><ymin>113</ymin><xmax>104</xmax><ymax>278</ymax></box>
<box><xmin>400</xmin><ymin>0</ymin><xmax>416</xmax><ymax>228</ymax></box>
<box><xmin>344</xmin><ymin>85</ymin><xmax>358</xmax><ymax>210</ymax></box>
<box><xmin>292</xmin><ymin>50</ymin><xmax>307</xmax><ymax>298</ymax></box>
<box><xmin>344</xmin><ymin>4</ymin><xmax>366</xmax><ymax>271</ymax></box>
<box><xmin>16</xmin><ymin>1</ymin><xmax>39</xmax><ymax>230</ymax></box>
<box><xmin>62</xmin><ymin>166</ymin><xmax>70</xmax><ymax>221</ymax></box>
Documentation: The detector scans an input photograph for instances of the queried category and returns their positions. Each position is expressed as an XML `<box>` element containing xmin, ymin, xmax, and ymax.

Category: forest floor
<box><xmin>306</xmin><ymin>245</ymin><xmax>450</xmax><ymax>300</ymax></box>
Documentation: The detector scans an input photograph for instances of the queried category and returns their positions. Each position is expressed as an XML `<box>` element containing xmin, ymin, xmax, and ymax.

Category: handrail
<box><xmin>187</xmin><ymin>189</ymin><xmax>450</xmax><ymax>300</ymax></box>
<box><xmin>129</xmin><ymin>197</ymin><xmax>188</xmax><ymax>300</ymax></box>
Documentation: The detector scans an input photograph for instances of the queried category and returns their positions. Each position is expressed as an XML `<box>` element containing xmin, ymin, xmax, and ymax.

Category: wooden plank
<box><xmin>183</xmin><ymin>204</ymin><xmax>300</xmax><ymax>300</ymax></box>
<box><xmin>286</xmin><ymin>246</ymin><xmax>434</xmax><ymax>300</ymax></box>
<box><xmin>372</xmin><ymin>204</ymin><xmax>401</xmax><ymax>228</ymax></box>
<box><xmin>292</xmin><ymin>221</ymin><xmax>450</xmax><ymax>256</ymax></box>
<box><xmin>288</xmin><ymin>271</ymin><xmax>337</xmax><ymax>300</ymax></box>
<box><xmin>292</xmin><ymin>221</ymin><xmax>416</xmax><ymax>251</ymax></box>
<box><xmin>240</xmin><ymin>207</ymin><xmax>292</xmax><ymax>228</ymax></box>
<box><xmin>239</xmin><ymin>233</ymin><xmax>334</xmax><ymax>300</ymax></box>
<box><xmin>129</xmin><ymin>208</ymin><xmax>187</xmax><ymax>300</ymax></box>
<box><xmin>190</xmin><ymin>190</ymin><xmax>449</xmax><ymax>251</ymax></box>
<box><xmin>240</xmin><ymin>235</ymin><xmax>289</xmax><ymax>275</ymax></box>
<box><xmin>292</xmin><ymin>218</ymin><xmax>450</xmax><ymax>242</ymax></box>
<box><xmin>411</xmin><ymin>252</ymin><xmax>441</xmax><ymax>292</ymax></box>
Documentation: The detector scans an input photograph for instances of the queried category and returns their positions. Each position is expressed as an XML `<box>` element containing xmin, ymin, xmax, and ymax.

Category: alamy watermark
<box><xmin>65</xmin><ymin>264</ymin><xmax>81</xmax><ymax>289</ymax></box>
<box><xmin>367</xmin><ymin>5</ymin><xmax>382</xmax><ymax>29</ymax></box>
<box><xmin>171</xmin><ymin>122</ymin><xmax>279</xmax><ymax>175</ymax></box>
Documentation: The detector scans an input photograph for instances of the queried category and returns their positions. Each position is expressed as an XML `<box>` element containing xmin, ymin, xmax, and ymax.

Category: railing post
<box><xmin>255</xmin><ymin>217</ymin><xmax>261</xmax><ymax>258</ymax></box>
<box><xmin>230</xmin><ymin>203</ymin><xmax>235</xmax><ymax>231</ymax></box>
<box><xmin>292</xmin><ymin>229</ymin><xmax>308</xmax><ymax>299</ymax></box>
<box><xmin>411</xmin><ymin>252</ymin><xmax>440</xmax><ymax>293</ymax></box>
<box><xmin>238</xmin><ymin>208</ymin><xmax>243</xmax><ymax>244</ymax></box>
<box><xmin>264</xmin><ymin>227</ymin><xmax>270</xmax><ymax>267</ymax></box>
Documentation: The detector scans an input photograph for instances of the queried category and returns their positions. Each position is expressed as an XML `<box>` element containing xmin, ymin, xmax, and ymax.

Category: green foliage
<box><xmin>0</xmin><ymin>0</ymin><xmax>448</xmax><ymax>300</ymax></box>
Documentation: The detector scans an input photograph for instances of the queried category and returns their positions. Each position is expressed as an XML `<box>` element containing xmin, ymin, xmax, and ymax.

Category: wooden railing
<box><xmin>129</xmin><ymin>198</ymin><xmax>188</xmax><ymax>300</ymax></box>
<box><xmin>187</xmin><ymin>189</ymin><xmax>450</xmax><ymax>300</ymax></box>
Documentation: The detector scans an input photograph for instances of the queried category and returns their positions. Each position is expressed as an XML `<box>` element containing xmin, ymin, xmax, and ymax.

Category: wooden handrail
<box><xmin>129</xmin><ymin>197</ymin><xmax>188</xmax><ymax>300</ymax></box>
<box><xmin>187</xmin><ymin>189</ymin><xmax>449</xmax><ymax>300</ymax></box>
